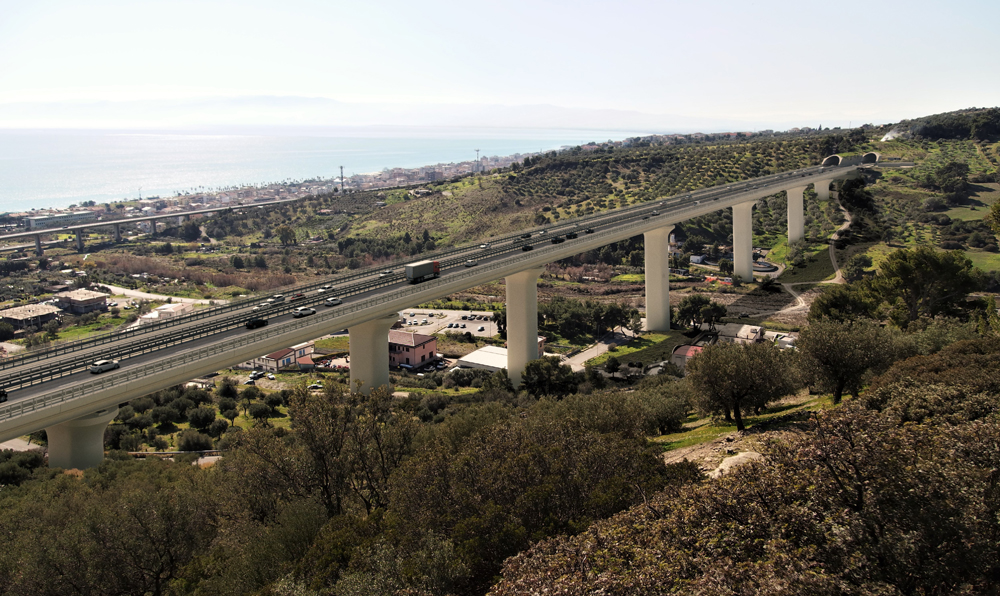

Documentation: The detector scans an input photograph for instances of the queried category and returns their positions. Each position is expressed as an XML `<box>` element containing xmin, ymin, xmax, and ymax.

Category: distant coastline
<box><xmin>0</xmin><ymin>127</ymin><xmax>645</xmax><ymax>213</ymax></box>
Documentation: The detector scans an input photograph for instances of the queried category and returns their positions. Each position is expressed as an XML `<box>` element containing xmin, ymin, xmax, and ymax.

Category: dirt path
<box><xmin>101</xmin><ymin>284</ymin><xmax>225</xmax><ymax>305</ymax></box>
<box><xmin>827</xmin><ymin>196</ymin><xmax>852</xmax><ymax>284</ymax></box>
<box><xmin>565</xmin><ymin>329</ymin><xmax>636</xmax><ymax>372</ymax></box>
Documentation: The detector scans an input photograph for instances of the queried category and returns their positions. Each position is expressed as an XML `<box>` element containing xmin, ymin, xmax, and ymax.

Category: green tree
<box><xmin>180</xmin><ymin>221</ymin><xmax>201</xmax><ymax>241</ymax></box>
<box><xmin>841</xmin><ymin>253</ymin><xmax>872</xmax><ymax>282</ymax></box>
<box><xmin>187</xmin><ymin>406</ymin><xmax>217</xmax><ymax>430</ymax></box>
<box><xmin>686</xmin><ymin>342</ymin><xmax>797</xmax><ymax>431</ymax></box>
<box><xmin>276</xmin><ymin>225</ymin><xmax>297</xmax><ymax>246</ymax></box>
<box><xmin>521</xmin><ymin>356</ymin><xmax>578</xmax><ymax>397</ymax></box>
<box><xmin>870</xmin><ymin>246</ymin><xmax>977</xmax><ymax>327</ymax></box>
<box><xmin>796</xmin><ymin>319</ymin><xmax>901</xmax><ymax>403</ymax></box>
<box><xmin>676</xmin><ymin>294</ymin><xmax>711</xmax><ymax>329</ymax></box>
<box><xmin>808</xmin><ymin>282</ymin><xmax>878</xmax><ymax>322</ymax></box>
<box><xmin>604</xmin><ymin>355</ymin><xmax>621</xmax><ymax>378</ymax></box>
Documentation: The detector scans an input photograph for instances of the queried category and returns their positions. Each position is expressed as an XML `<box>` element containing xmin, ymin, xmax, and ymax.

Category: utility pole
<box><xmin>340</xmin><ymin>166</ymin><xmax>345</xmax><ymax>193</ymax></box>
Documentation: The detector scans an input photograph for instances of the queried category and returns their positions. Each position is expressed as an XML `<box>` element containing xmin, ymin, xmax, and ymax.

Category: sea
<box><xmin>0</xmin><ymin>127</ymin><xmax>645</xmax><ymax>213</ymax></box>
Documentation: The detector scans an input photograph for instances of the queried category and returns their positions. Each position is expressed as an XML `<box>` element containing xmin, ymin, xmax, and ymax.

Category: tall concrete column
<box><xmin>644</xmin><ymin>225</ymin><xmax>674</xmax><ymax>331</ymax></box>
<box><xmin>505</xmin><ymin>267</ymin><xmax>544</xmax><ymax>387</ymax></box>
<box><xmin>815</xmin><ymin>181</ymin><xmax>830</xmax><ymax>202</ymax></box>
<box><xmin>46</xmin><ymin>407</ymin><xmax>118</xmax><ymax>469</ymax></box>
<box><xmin>732</xmin><ymin>201</ymin><xmax>755</xmax><ymax>282</ymax></box>
<box><xmin>787</xmin><ymin>186</ymin><xmax>806</xmax><ymax>243</ymax></box>
<box><xmin>348</xmin><ymin>313</ymin><xmax>399</xmax><ymax>394</ymax></box>
<box><xmin>149</xmin><ymin>219</ymin><xmax>157</xmax><ymax>235</ymax></box>
<box><xmin>113</xmin><ymin>223</ymin><xmax>122</xmax><ymax>242</ymax></box>
<box><xmin>34</xmin><ymin>234</ymin><xmax>43</xmax><ymax>256</ymax></box>
<box><xmin>75</xmin><ymin>230</ymin><xmax>85</xmax><ymax>252</ymax></box>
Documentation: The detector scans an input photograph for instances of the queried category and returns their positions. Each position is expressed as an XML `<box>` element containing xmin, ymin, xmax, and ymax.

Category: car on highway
<box><xmin>380</xmin><ymin>270</ymin><xmax>392</xmax><ymax>277</ymax></box>
<box><xmin>520</xmin><ymin>233</ymin><xmax>531</xmax><ymax>239</ymax></box>
<box><xmin>272</xmin><ymin>294</ymin><xmax>284</xmax><ymax>301</ymax></box>
<box><xmin>464</xmin><ymin>259</ymin><xmax>477</xmax><ymax>267</ymax></box>
<box><xmin>522</xmin><ymin>244</ymin><xmax>533</xmax><ymax>251</ymax></box>
<box><xmin>292</xmin><ymin>307</ymin><xmax>316</xmax><ymax>318</ymax></box>
<box><xmin>584</xmin><ymin>228</ymin><xmax>595</xmax><ymax>234</ymax></box>
<box><xmin>565</xmin><ymin>232</ymin><xmax>578</xmax><ymax>239</ymax></box>
<box><xmin>252</xmin><ymin>302</ymin><xmax>271</xmax><ymax>311</ymax></box>
<box><xmin>324</xmin><ymin>297</ymin><xmax>343</xmax><ymax>306</ymax></box>
<box><xmin>89</xmin><ymin>359</ymin><xmax>120</xmax><ymax>374</ymax></box>
<box><xmin>245</xmin><ymin>318</ymin><xmax>268</xmax><ymax>329</ymax></box>
<box><xmin>289</xmin><ymin>293</ymin><xmax>306</xmax><ymax>301</ymax></box>
<box><xmin>651</xmin><ymin>211</ymin><xmax>659</xmax><ymax>216</ymax></box>
<box><xmin>0</xmin><ymin>388</ymin><xmax>7</xmax><ymax>403</ymax></box>
<box><xmin>480</xmin><ymin>243</ymin><xmax>491</xmax><ymax>249</ymax></box>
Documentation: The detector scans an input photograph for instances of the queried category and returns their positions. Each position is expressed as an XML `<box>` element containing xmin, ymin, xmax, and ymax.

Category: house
<box><xmin>0</xmin><ymin>304</ymin><xmax>62</xmax><ymax>331</ymax></box>
<box><xmin>53</xmin><ymin>289</ymin><xmax>108</xmax><ymax>314</ymax></box>
<box><xmin>243</xmin><ymin>341</ymin><xmax>316</xmax><ymax>373</ymax></box>
<box><xmin>670</xmin><ymin>344</ymin><xmax>704</xmax><ymax>373</ymax></box>
<box><xmin>455</xmin><ymin>345</ymin><xmax>509</xmax><ymax>373</ymax></box>
<box><xmin>389</xmin><ymin>330</ymin><xmax>437</xmax><ymax>368</ymax></box>
<box><xmin>703</xmin><ymin>323</ymin><xmax>766</xmax><ymax>344</ymax></box>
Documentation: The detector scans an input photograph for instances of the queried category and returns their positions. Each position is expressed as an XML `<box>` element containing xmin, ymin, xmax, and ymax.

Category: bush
<box><xmin>187</xmin><ymin>407</ymin><xmax>217</xmax><ymax>430</ymax></box>
<box><xmin>177</xmin><ymin>430</ymin><xmax>213</xmax><ymax>452</ymax></box>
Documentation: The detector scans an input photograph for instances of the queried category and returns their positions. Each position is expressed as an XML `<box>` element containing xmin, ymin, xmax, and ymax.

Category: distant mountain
<box><xmin>0</xmin><ymin>95</ymin><xmax>779</xmax><ymax>134</ymax></box>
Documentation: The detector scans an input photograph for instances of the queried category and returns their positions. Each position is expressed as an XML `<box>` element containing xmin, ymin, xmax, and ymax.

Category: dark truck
<box><xmin>405</xmin><ymin>260</ymin><xmax>440</xmax><ymax>283</ymax></box>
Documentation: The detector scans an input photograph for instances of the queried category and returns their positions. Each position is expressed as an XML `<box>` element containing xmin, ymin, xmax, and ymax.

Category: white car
<box><xmin>480</xmin><ymin>243</ymin><xmax>491</xmax><ymax>249</ymax></box>
<box><xmin>324</xmin><ymin>297</ymin><xmax>343</xmax><ymax>306</ymax></box>
<box><xmin>465</xmin><ymin>259</ymin><xmax>477</xmax><ymax>267</ymax></box>
<box><xmin>252</xmin><ymin>302</ymin><xmax>270</xmax><ymax>311</ymax></box>
<box><xmin>292</xmin><ymin>307</ymin><xmax>316</xmax><ymax>318</ymax></box>
<box><xmin>89</xmin><ymin>359</ymin><xmax>120</xmax><ymax>373</ymax></box>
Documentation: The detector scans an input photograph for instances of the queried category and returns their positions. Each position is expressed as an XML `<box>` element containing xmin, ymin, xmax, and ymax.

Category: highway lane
<box><xmin>0</xmin><ymin>163</ymin><xmax>856</xmax><ymax>400</ymax></box>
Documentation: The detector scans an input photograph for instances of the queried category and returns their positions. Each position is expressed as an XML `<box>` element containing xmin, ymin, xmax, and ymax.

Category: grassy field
<box><xmin>585</xmin><ymin>331</ymin><xmax>689</xmax><ymax>367</ymax></box>
<box><xmin>314</xmin><ymin>335</ymin><xmax>350</xmax><ymax>351</ymax></box>
<box><xmin>650</xmin><ymin>391</ymin><xmax>828</xmax><ymax>451</ymax></box>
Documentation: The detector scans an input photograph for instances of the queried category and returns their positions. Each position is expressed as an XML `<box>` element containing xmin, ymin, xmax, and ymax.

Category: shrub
<box><xmin>177</xmin><ymin>430</ymin><xmax>213</xmax><ymax>452</ymax></box>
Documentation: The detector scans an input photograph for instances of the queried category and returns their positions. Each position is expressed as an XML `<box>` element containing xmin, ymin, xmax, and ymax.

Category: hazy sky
<box><xmin>0</xmin><ymin>0</ymin><xmax>996</xmax><ymax>130</ymax></box>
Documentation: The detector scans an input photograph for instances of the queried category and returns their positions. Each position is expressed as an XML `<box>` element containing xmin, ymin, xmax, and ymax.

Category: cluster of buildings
<box><xmin>667</xmin><ymin>323</ymin><xmax>796</xmax><ymax>374</ymax></box>
<box><xmin>0</xmin><ymin>289</ymin><xmax>109</xmax><ymax>331</ymax></box>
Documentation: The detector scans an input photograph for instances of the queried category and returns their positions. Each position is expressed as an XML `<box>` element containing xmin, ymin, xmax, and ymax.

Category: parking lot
<box><xmin>397</xmin><ymin>308</ymin><xmax>496</xmax><ymax>338</ymax></box>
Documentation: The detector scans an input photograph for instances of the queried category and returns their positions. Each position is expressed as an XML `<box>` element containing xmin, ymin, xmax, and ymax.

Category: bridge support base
<box><xmin>732</xmin><ymin>201</ymin><xmax>755</xmax><ymax>282</ymax></box>
<box><xmin>787</xmin><ymin>186</ymin><xmax>806</xmax><ymax>244</ymax></box>
<box><xmin>644</xmin><ymin>225</ymin><xmax>674</xmax><ymax>331</ymax></box>
<box><xmin>505</xmin><ymin>267</ymin><xmax>544</xmax><ymax>387</ymax></box>
<box><xmin>46</xmin><ymin>407</ymin><xmax>118</xmax><ymax>470</ymax></box>
<box><xmin>349</xmin><ymin>313</ymin><xmax>398</xmax><ymax>394</ymax></box>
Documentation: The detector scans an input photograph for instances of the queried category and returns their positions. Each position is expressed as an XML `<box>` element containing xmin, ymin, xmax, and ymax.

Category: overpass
<box><xmin>0</xmin><ymin>158</ymin><xmax>863</xmax><ymax>468</ymax></box>
<box><xmin>0</xmin><ymin>197</ymin><xmax>303</xmax><ymax>255</ymax></box>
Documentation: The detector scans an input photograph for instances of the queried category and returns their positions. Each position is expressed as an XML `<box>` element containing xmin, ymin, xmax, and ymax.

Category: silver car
<box><xmin>89</xmin><ymin>359</ymin><xmax>120</xmax><ymax>373</ymax></box>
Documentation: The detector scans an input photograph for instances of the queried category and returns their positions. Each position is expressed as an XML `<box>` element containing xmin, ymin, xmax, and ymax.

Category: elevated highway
<box><xmin>0</xmin><ymin>159</ymin><xmax>862</xmax><ymax>467</ymax></box>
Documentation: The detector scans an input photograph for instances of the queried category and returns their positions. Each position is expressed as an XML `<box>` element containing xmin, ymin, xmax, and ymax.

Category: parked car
<box><xmin>89</xmin><ymin>359</ymin><xmax>119</xmax><ymax>374</ymax></box>
<box><xmin>308</xmin><ymin>383</ymin><xmax>323</xmax><ymax>390</ymax></box>
<box><xmin>249</xmin><ymin>371</ymin><xmax>265</xmax><ymax>380</ymax></box>
<box><xmin>421</xmin><ymin>318</ymin><xmax>428</xmax><ymax>324</ymax></box>
<box><xmin>477</xmin><ymin>326</ymin><xmax>485</xmax><ymax>332</ymax></box>
<box><xmin>266</xmin><ymin>373</ymin><xmax>275</xmax><ymax>380</ymax></box>
<box><xmin>293</xmin><ymin>307</ymin><xmax>316</xmax><ymax>318</ymax></box>
<box><xmin>460</xmin><ymin>323</ymin><xmax>467</xmax><ymax>329</ymax></box>
<box><xmin>325</xmin><ymin>297</ymin><xmax>343</xmax><ymax>306</ymax></box>
<box><xmin>243</xmin><ymin>379</ymin><xmax>256</xmax><ymax>385</ymax></box>
<box><xmin>245</xmin><ymin>318</ymin><xmax>268</xmax><ymax>329</ymax></box>
<box><xmin>461</xmin><ymin>315</ymin><xmax>468</xmax><ymax>320</ymax></box>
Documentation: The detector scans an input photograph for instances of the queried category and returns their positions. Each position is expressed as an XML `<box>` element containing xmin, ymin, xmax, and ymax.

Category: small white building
<box><xmin>138</xmin><ymin>302</ymin><xmax>193</xmax><ymax>325</ymax></box>
<box><xmin>700</xmin><ymin>323</ymin><xmax>766</xmax><ymax>344</ymax></box>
